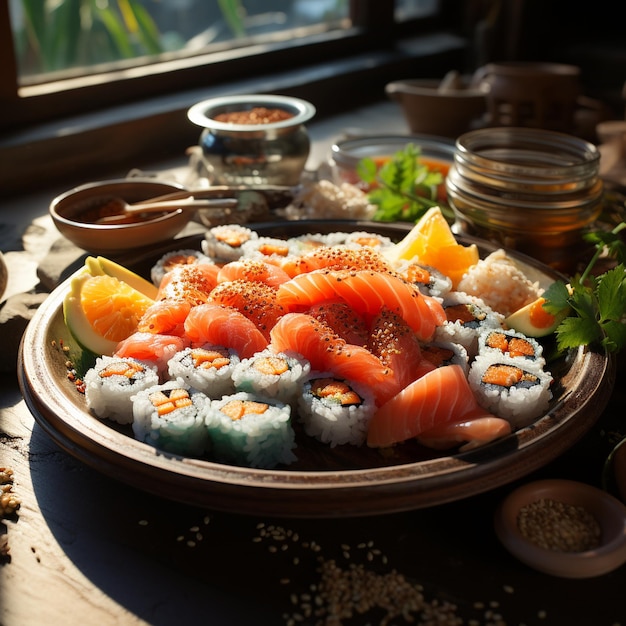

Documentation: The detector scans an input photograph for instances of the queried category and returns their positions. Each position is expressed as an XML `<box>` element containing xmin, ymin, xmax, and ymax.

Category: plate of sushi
<box><xmin>17</xmin><ymin>219</ymin><xmax>615</xmax><ymax>518</ymax></box>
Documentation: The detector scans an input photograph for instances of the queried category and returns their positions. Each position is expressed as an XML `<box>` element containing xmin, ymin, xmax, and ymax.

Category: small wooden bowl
<box><xmin>49</xmin><ymin>179</ymin><xmax>193</xmax><ymax>256</ymax></box>
<box><xmin>494</xmin><ymin>479</ymin><xmax>626</xmax><ymax>578</ymax></box>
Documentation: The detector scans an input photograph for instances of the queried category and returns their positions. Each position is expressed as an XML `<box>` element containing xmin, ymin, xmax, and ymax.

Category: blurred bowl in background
<box><xmin>385</xmin><ymin>77</ymin><xmax>488</xmax><ymax>138</ymax></box>
<box><xmin>188</xmin><ymin>94</ymin><xmax>316</xmax><ymax>187</ymax></box>
<box><xmin>49</xmin><ymin>179</ymin><xmax>193</xmax><ymax>256</ymax></box>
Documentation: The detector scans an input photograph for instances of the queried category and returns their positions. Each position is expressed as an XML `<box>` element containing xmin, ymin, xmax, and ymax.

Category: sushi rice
<box><xmin>205</xmin><ymin>391</ymin><xmax>297</xmax><ymax>468</ymax></box>
<box><xmin>434</xmin><ymin>292</ymin><xmax>504</xmax><ymax>357</ymax></box>
<box><xmin>84</xmin><ymin>355</ymin><xmax>160</xmax><ymax>424</ymax></box>
<box><xmin>131</xmin><ymin>378</ymin><xmax>211</xmax><ymax>456</ymax></box>
<box><xmin>231</xmin><ymin>348</ymin><xmax>311</xmax><ymax>406</ymax></box>
<box><xmin>468</xmin><ymin>353</ymin><xmax>553</xmax><ymax>428</ymax></box>
<box><xmin>476</xmin><ymin>328</ymin><xmax>545</xmax><ymax>368</ymax></box>
<box><xmin>297</xmin><ymin>375</ymin><xmax>377</xmax><ymax>447</ymax></box>
<box><xmin>167</xmin><ymin>344</ymin><xmax>240</xmax><ymax>399</ymax></box>
<box><xmin>202</xmin><ymin>224</ymin><xmax>258</xmax><ymax>262</ymax></box>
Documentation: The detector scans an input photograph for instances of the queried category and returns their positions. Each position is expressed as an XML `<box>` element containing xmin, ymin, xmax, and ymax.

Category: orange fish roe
<box><xmin>311</xmin><ymin>378</ymin><xmax>362</xmax><ymax>406</ymax></box>
<box><xmin>485</xmin><ymin>332</ymin><xmax>535</xmax><ymax>358</ymax></box>
<box><xmin>215</xmin><ymin>228</ymin><xmax>251</xmax><ymax>248</ymax></box>
<box><xmin>253</xmin><ymin>356</ymin><xmax>289</xmax><ymax>376</ymax></box>
<box><xmin>481</xmin><ymin>364</ymin><xmax>538</xmax><ymax>388</ymax></box>
<box><xmin>190</xmin><ymin>347</ymin><xmax>231</xmax><ymax>370</ymax></box>
<box><xmin>99</xmin><ymin>360</ymin><xmax>146</xmax><ymax>379</ymax></box>
<box><xmin>405</xmin><ymin>264</ymin><xmax>432</xmax><ymax>286</ymax></box>
<box><xmin>220</xmin><ymin>399</ymin><xmax>270</xmax><ymax>421</ymax></box>
<box><xmin>149</xmin><ymin>388</ymin><xmax>193</xmax><ymax>416</ymax></box>
<box><xmin>257</xmin><ymin>242</ymin><xmax>290</xmax><ymax>257</ymax></box>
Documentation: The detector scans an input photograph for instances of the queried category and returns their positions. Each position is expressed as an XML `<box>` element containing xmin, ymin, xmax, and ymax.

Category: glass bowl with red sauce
<box><xmin>188</xmin><ymin>94</ymin><xmax>316</xmax><ymax>187</ymax></box>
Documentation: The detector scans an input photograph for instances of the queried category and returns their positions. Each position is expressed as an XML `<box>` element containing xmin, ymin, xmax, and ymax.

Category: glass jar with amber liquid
<box><xmin>446</xmin><ymin>127</ymin><xmax>603</xmax><ymax>272</ymax></box>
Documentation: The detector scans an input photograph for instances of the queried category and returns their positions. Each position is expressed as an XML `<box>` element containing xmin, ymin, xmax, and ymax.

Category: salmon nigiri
<box><xmin>137</xmin><ymin>298</ymin><xmax>192</xmax><ymax>336</ymax></box>
<box><xmin>156</xmin><ymin>263</ymin><xmax>220</xmax><ymax>305</ymax></box>
<box><xmin>306</xmin><ymin>301</ymin><xmax>370</xmax><ymax>347</ymax></box>
<box><xmin>184</xmin><ymin>303</ymin><xmax>268</xmax><ymax>358</ymax></box>
<box><xmin>269</xmin><ymin>312</ymin><xmax>396</xmax><ymax>404</ymax></box>
<box><xmin>367</xmin><ymin>364</ymin><xmax>498</xmax><ymax>448</ymax></box>
<box><xmin>275</xmin><ymin>269</ymin><xmax>445</xmax><ymax>341</ymax></box>
<box><xmin>216</xmin><ymin>259</ymin><xmax>291</xmax><ymax>287</ymax></box>
<box><xmin>367</xmin><ymin>307</ymin><xmax>436</xmax><ymax>405</ymax></box>
<box><xmin>208</xmin><ymin>279</ymin><xmax>285</xmax><ymax>341</ymax></box>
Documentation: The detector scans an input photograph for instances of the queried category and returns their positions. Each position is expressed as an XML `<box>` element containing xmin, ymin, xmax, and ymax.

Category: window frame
<box><xmin>0</xmin><ymin>1</ymin><xmax>453</xmax><ymax>130</ymax></box>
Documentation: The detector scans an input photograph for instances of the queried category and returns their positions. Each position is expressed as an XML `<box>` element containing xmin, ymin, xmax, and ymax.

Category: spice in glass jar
<box><xmin>517</xmin><ymin>498</ymin><xmax>602</xmax><ymax>552</ymax></box>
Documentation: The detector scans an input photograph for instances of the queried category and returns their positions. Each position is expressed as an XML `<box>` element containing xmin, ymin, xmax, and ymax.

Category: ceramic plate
<box><xmin>18</xmin><ymin>220</ymin><xmax>615</xmax><ymax>518</ymax></box>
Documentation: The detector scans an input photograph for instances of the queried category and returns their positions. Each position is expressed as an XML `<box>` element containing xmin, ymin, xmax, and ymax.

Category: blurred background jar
<box><xmin>446</xmin><ymin>127</ymin><xmax>604</xmax><ymax>272</ymax></box>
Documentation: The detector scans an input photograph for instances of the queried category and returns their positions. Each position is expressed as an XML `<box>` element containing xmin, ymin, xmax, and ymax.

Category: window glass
<box><xmin>9</xmin><ymin>0</ymin><xmax>351</xmax><ymax>83</ymax></box>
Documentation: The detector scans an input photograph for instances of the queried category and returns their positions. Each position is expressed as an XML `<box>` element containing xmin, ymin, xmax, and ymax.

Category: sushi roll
<box><xmin>468</xmin><ymin>354</ymin><xmax>553</xmax><ymax>428</ymax></box>
<box><xmin>150</xmin><ymin>249</ymin><xmax>212</xmax><ymax>287</ymax></box>
<box><xmin>84</xmin><ymin>355</ymin><xmax>159</xmax><ymax>424</ymax></box>
<box><xmin>131</xmin><ymin>378</ymin><xmax>211</xmax><ymax>456</ymax></box>
<box><xmin>240</xmin><ymin>236</ymin><xmax>299</xmax><ymax>262</ymax></box>
<box><xmin>297</xmin><ymin>376</ymin><xmax>376</xmax><ymax>447</ymax></box>
<box><xmin>202</xmin><ymin>224</ymin><xmax>258</xmax><ymax>262</ymax></box>
<box><xmin>344</xmin><ymin>230</ymin><xmax>394</xmax><ymax>251</ymax></box>
<box><xmin>231</xmin><ymin>349</ymin><xmax>310</xmax><ymax>406</ymax></box>
<box><xmin>434</xmin><ymin>292</ymin><xmax>504</xmax><ymax>358</ymax></box>
<box><xmin>420</xmin><ymin>341</ymin><xmax>469</xmax><ymax>374</ymax></box>
<box><xmin>476</xmin><ymin>328</ymin><xmax>545</xmax><ymax>368</ymax></box>
<box><xmin>167</xmin><ymin>345</ymin><xmax>240</xmax><ymax>399</ymax></box>
<box><xmin>400</xmin><ymin>261</ymin><xmax>452</xmax><ymax>298</ymax></box>
<box><xmin>205</xmin><ymin>391</ymin><xmax>296</xmax><ymax>468</ymax></box>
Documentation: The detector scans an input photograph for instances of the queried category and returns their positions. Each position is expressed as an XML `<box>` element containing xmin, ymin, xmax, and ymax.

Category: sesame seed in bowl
<box><xmin>494</xmin><ymin>479</ymin><xmax>626</xmax><ymax>578</ymax></box>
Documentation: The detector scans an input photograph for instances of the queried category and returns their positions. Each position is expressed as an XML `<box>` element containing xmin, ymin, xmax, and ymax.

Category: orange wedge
<box><xmin>64</xmin><ymin>272</ymin><xmax>155</xmax><ymax>355</ymax></box>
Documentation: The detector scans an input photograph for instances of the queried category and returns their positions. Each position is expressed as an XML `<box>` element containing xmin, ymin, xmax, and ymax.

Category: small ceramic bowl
<box><xmin>187</xmin><ymin>94</ymin><xmax>316</xmax><ymax>186</ymax></box>
<box><xmin>385</xmin><ymin>77</ymin><xmax>488</xmax><ymax>138</ymax></box>
<box><xmin>494</xmin><ymin>479</ymin><xmax>626</xmax><ymax>578</ymax></box>
<box><xmin>49</xmin><ymin>179</ymin><xmax>193</xmax><ymax>255</ymax></box>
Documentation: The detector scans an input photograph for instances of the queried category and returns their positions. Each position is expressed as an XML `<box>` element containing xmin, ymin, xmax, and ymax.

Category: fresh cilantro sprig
<box><xmin>356</xmin><ymin>143</ymin><xmax>453</xmax><ymax>223</ymax></box>
<box><xmin>542</xmin><ymin>222</ymin><xmax>626</xmax><ymax>353</ymax></box>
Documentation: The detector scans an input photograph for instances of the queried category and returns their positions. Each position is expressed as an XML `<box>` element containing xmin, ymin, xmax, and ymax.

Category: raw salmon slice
<box><xmin>184</xmin><ymin>303</ymin><xmax>268</xmax><ymax>358</ymax></box>
<box><xmin>275</xmin><ymin>269</ymin><xmax>445</xmax><ymax>341</ymax></box>
<box><xmin>367</xmin><ymin>364</ymin><xmax>495</xmax><ymax>447</ymax></box>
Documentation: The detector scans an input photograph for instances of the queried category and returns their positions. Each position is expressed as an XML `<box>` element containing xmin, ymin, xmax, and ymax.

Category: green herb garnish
<box><xmin>356</xmin><ymin>143</ymin><xmax>453</xmax><ymax>223</ymax></box>
<box><xmin>543</xmin><ymin>222</ymin><xmax>626</xmax><ymax>353</ymax></box>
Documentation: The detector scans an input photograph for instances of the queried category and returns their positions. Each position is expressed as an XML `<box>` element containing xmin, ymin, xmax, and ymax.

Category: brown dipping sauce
<box><xmin>213</xmin><ymin>107</ymin><xmax>295</xmax><ymax>125</ymax></box>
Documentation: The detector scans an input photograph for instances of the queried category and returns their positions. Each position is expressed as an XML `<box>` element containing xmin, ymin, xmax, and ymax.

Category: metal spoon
<box><xmin>95</xmin><ymin>195</ymin><xmax>238</xmax><ymax>224</ymax></box>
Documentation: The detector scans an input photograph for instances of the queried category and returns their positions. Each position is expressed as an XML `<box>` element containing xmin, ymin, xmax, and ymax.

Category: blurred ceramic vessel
<box><xmin>385</xmin><ymin>77</ymin><xmax>488</xmax><ymax>139</ymax></box>
<box><xmin>187</xmin><ymin>94</ymin><xmax>316</xmax><ymax>186</ymax></box>
<box><xmin>446</xmin><ymin>127</ymin><xmax>603</xmax><ymax>271</ymax></box>
<box><xmin>49</xmin><ymin>179</ymin><xmax>192</xmax><ymax>256</ymax></box>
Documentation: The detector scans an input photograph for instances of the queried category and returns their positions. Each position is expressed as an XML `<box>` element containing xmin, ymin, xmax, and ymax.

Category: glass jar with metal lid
<box><xmin>445</xmin><ymin>127</ymin><xmax>604</xmax><ymax>271</ymax></box>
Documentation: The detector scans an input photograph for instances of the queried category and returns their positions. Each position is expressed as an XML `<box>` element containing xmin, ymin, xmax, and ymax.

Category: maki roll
<box><xmin>84</xmin><ymin>355</ymin><xmax>159</xmax><ymax>424</ymax></box>
<box><xmin>240</xmin><ymin>236</ymin><xmax>299</xmax><ymax>262</ymax></box>
<box><xmin>167</xmin><ymin>345</ymin><xmax>240</xmax><ymax>399</ymax></box>
<box><xmin>131</xmin><ymin>379</ymin><xmax>211</xmax><ymax>456</ymax></box>
<box><xmin>205</xmin><ymin>391</ymin><xmax>296</xmax><ymax>469</ymax></box>
<box><xmin>420</xmin><ymin>341</ymin><xmax>469</xmax><ymax>374</ymax></box>
<box><xmin>477</xmin><ymin>328</ymin><xmax>545</xmax><ymax>368</ymax></box>
<box><xmin>434</xmin><ymin>292</ymin><xmax>504</xmax><ymax>358</ymax></box>
<box><xmin>400</xmin><ymin>261</ymin><xmax>452</xmax><ymax>298</ymax></box>
<box><xmin>468</xmin><ymin>354</ymin><xmax>553</xmax><ymax>428</ymax></box>
<box><xmin>150</xmin><ymin>249</ymin><xmax>213</xmax><ymax>287</ymax></box>
<box><xmin>231</xmin><ymin>349</ymin><xmax>310</xmax><ymax>406</ymax></box>
<box><xmin>297</xmin><ymin>376</ymin><xmax>376</xmax><ymax>447</ymax></box>
<box><xmin>202</xmin><ymin>224</ymin><xmax>258</xmax><ymax>262</ymax></box>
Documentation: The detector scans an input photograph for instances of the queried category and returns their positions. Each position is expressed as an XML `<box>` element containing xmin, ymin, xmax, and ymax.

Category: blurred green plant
<box><xmin>14</xmin><ymin>0</ymin><xmax>245</xmax><ymax>76</ymax></box>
